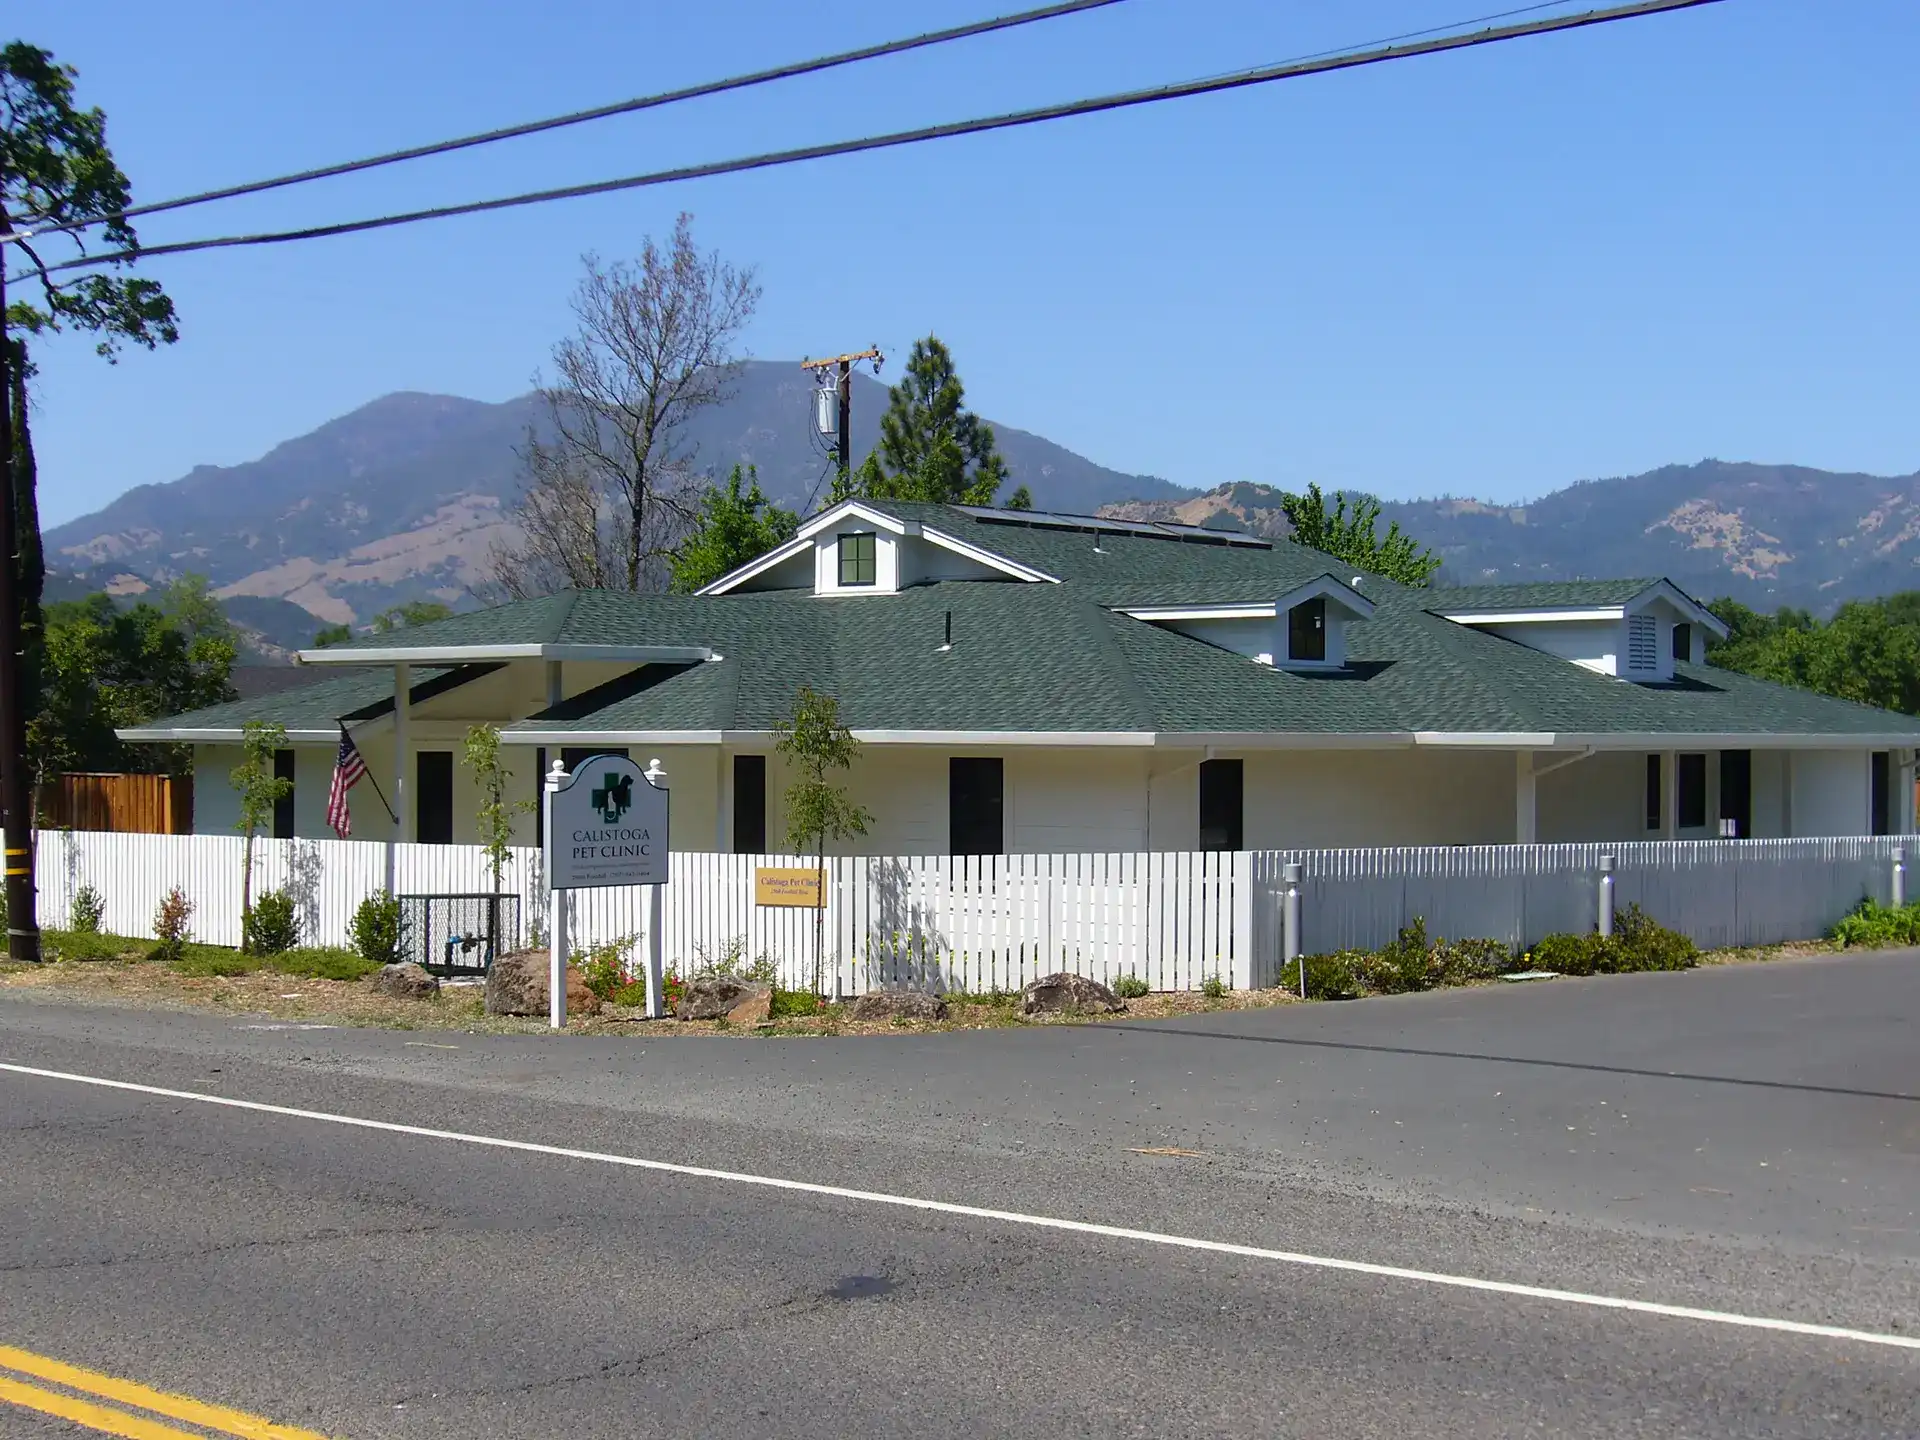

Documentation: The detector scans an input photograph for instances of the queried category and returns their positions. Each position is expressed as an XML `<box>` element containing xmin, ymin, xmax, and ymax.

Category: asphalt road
<box><xmin>2</xmin><ymin>949</ymin><xmax>1917</xmax><ymax>1437</ymax></box>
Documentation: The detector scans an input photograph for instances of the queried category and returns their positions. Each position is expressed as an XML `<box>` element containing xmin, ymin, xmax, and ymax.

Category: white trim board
<box><xmin>295</xmin><ymin>643</ymin><xmax>714</xmax><ymax>666</ymax></box>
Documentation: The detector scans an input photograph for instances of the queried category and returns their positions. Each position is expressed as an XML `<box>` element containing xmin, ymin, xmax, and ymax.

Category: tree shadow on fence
<box><xmin>864</xmin><ymin>857</ymin><xmax>952</xmax><ymax>993</ymax></box>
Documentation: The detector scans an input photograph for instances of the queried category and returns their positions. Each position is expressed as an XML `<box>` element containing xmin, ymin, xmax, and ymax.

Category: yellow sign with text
<box><xmin>755</xmin><ymin>867</ymin><xmax>823</xmax><ymax>907</ymax></box>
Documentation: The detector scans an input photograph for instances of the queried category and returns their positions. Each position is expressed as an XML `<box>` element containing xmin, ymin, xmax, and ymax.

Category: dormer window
<box><xmin>837</xmin><ymin>532</ymin><xmax>876</xmax><ymax>587</ymax></box>
<box><xmin>1287</xmin><ymin>597</ymin><xmax>1327</xmax><ymax>662</ymax></box>
<box><xmin>1671</xmin><ymin>622</ymin><xmax>1692</xmax><ymax>662</ymax></box>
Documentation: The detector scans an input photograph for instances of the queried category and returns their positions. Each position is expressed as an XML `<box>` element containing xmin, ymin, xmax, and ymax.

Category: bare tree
<box><xmin>490</xmin><ymin>214</ymin><xmax>760</xmax><ymax>597</ymax></box>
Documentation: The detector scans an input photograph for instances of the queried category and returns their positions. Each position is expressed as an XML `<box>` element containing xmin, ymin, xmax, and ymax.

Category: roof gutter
<box><xmin>295</xmin><ymin>643</ymin><xmax>714</xmax><ymax>666</ymax></box>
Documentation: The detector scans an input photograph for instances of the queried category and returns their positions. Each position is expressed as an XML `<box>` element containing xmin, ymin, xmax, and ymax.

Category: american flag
<box><xmin>327</xmin><ymin>729</ymin><xmax>368</xmax><ymax>838</ymax></box>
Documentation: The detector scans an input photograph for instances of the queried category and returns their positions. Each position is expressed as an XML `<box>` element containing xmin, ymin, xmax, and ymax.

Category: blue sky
<box><xmin>12</xmin><ymin>0</ymin><xmax>1919</xmax><ymax>528</ymax></box>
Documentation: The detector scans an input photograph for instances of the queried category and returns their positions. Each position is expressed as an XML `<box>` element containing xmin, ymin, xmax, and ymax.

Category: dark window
<box><xmin>1678</xmin><ymin>753</ymin><xmax>1707</xmax><ymax>830</ymax></box>
<box><xmin>949</xmin><ymin>757</ymin><xmax>1004</xmax><ymax>855</ymax></box>
<box><xmin>1671</xmin><ymin>622</ymin><xmax>1693</xmax><ymax>662</ymax></box>
<box><xmin>416</xmin><ymin>750</ymin><xmax>454</xmax><ymax>845</ymax></box>
<box><xmin>1719</xmin><ymin>750</ymin><xmax>1752</xmax><ymax>839</ymax></box>
<box><xmin>535</xmin><ymin>747</ymin><xmax>546</xmax><ymax>848</ymax></box>
<box><xmin>1646</xmin><ymin>754</ymin><xmax>1661</xmax><ymax>831</ymax></box>
<box><xmin>562</xmin><ymin>746</ymin><xmax>628</xmax><ymax>773</ymax></box>
<box><xmin>272</xmin><ymin>749</ymin><xmax>296</xmax><ymax>839</ymax></box>
<box><xmin>1287</xmin><ymin>597</ymin><xmax>1326</xmax><ymax>662</ymax></box>
<box><xmin>1198</xmin><ymin>759</ymin><xmax>1243</xmax><ymax>852</ymax></box>
<box><xmin>838</xmin><ymin>532</ymin><xmax>877</xmax><ymax>587</ymax></box>
<box><xmin>1871</xmin><ymin>751</ymin><xmax>1891</xmax><ymax>836</ymax></box>
<box><xmin>734</xmin><ymin>755</ymin><xmax>768</xmax><ymax>854</ymax></box>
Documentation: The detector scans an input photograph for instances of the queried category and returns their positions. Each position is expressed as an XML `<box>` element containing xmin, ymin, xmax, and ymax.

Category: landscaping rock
<box><xmin>484</xmin><ymin>948</ymin><xmax>601</xmax><ymax>1018</ymax></box>
<box><xmin>1020</xmin><ymin>972</ymin><xmax>1125</xmax><ymax>1017</ymax></box>
<box><xmin>725</xmin><ymin>987</ymin><xmax>773</xmax><ymax>1026</ymax></box>
<box><xmin>848</xmin><ymin>989</ymin><xmax>949</xmax><ymax>1022</ymax></box>
<box><xmin>675</xmin><ymin>974</ymin><xmax>772</xmax><ymax>1022</ymax></box>
<box><xmin>370</xmin><ymin>962</ymin><xmax>440</xmax><ymax>1000</ymax></box>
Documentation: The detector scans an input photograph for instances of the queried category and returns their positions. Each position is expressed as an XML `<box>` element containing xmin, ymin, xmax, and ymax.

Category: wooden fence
<box><xmin>36</xmin><ymin>773</ymin><xmax>190</xmax><ymax>834</ymax></box>
<box><xmin>28</xmin><ymin>830</ymin><xmax>1903</xmax><ymax>992</ymax></box>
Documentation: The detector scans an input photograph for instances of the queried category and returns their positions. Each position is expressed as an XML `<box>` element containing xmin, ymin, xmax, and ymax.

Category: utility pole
<box><xmin>0</xmin><ymin>190</ymin><xmax>40</xmax><ymax>962</ymax></box>
<box><xmin>801</xmin><ymin>348</ymin><xmax>883</xmax><ymax>496</ymax></box>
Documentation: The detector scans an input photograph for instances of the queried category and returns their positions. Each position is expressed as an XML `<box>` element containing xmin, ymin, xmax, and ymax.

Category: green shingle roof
<box><xmin>1425</xmin><ymin>579</ymin><xmax>1674</xmax><ymax>611</ymax></box>
<box><xmin>141</xmin><ymin>503</ymin><xmax>1920</xmax><ymax>742</ymax></box>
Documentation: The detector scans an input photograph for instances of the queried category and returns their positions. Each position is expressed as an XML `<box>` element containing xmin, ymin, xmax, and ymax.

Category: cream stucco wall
<box><xmin>194</xmin><ymin>740</ymin><xmax>1897</xmax><ymax>853</ymax></box>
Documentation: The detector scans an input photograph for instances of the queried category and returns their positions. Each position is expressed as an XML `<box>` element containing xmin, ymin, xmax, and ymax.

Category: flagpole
<box><xmin>340</xmin><ymin>722</ymin><xmax>398</xmax><ymax>823</ymax></box>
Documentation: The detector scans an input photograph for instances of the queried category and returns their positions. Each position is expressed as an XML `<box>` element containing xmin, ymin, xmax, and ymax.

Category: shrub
<box><xmin>1112</xmin><ymin>973</ymin><xmax>1150</xmax><ymax>1000</ymax></box>
<box><xmin>611</xmin><ymin>979</ymin><xmax>652</xmax><ymax>1008</ymax></box>
<box><xmin>1430</xmin><ymin>936</ymin><xmax>1516</xmax><ymax>984</ymax></box>
<box><xmin>1280</xmin><ymin>950</ymin><xmax>1363</xmax><ymax>1000</ymax></box>
<box><xmin>690</xmin><ymin>935</ymin><xmax>777</xmax><ymax>986</ymax></box>
<box><xmin>575</xmin><ymin>938</ymin><xmax>632</xmax><ymax>1002</ymax></box>
<box><xmin>1612</xmin><ymin>903</ymin><xmax>1697</xmax><ymax>970</ymax></box>
<box><xmin>69</xmin><ymin>885</ymin><xmax>105</xmax><ymax>934</ymax></box>
<box><xmin>243</xmin><ymin>889</ymin><xmax>300</xmax><ymax>956</ymax></box>
<box><xmin>269</xmin><ymin>946</ymin><xmax>379</xmax><ymax>981</ymax></box>
<box><xmin>1531</xmin><ymin>906</ymin><xmax>1697</xmax><ymax>976</ymax></box>
<box><xmin>771</xmin><ymin>986</ymin><xmax>825</xmax><ymax>1018</ymax></box>
<box><xmin>348</xmin><ymin>892</ymin><xmax>405</xmax><ymax>968</ymax></box>
<box><xmin>1200</xmin><ymin>973</ymin><xmax>1227</xmax><ymax>1000</ymax></box>
<box><xmin>151</xmin><ymin>887</ymin><xmax>194</xmax><ymax>963</ymax></box>
<box><xmin>1358</xmin><ymin>918</ymin><xmax>1436</xmax><ymax>994</ymax></box>
<box><xmin>44</xmin><ymin>930</ymin><xmax>131</xmax><ymax>963</ymax></box>
<box><xmin>1831</xmin><ymin>898</ymin><xmax>1920</xmax><ymax>949</ymax></box>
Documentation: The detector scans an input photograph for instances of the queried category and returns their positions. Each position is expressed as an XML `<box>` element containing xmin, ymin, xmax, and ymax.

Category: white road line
<box><xmin>5</xmin><ymin>1059</ymin><xmax>1917</xmax><ymax>1355</ymax></box>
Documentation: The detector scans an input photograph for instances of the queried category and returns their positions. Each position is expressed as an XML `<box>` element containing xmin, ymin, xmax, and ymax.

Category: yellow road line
<box><xmin>0</xmin><ymin>1373</ymin><xmax>203</xmax><ymax>1439</ymax></box>
<box><xmin>0</xmin><ymin>1345</ymin><xmax>329</xmax><ymax>1439</ymax></box>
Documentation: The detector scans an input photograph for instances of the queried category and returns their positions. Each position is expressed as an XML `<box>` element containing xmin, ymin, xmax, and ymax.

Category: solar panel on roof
<box><xmin>954</xmin><ymin>505</ymin><xmax>1271</xmax><ymax>549</ymax></box>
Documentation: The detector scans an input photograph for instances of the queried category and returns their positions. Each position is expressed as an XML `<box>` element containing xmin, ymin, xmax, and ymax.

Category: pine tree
<box><xmin>863</xmin><ymin>336</ymin><xmax>1011</xmax><ymax>506</ymax></box>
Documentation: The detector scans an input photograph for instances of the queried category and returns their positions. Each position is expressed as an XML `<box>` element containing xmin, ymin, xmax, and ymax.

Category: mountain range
<box><xmin>42</xmin><ymin>361</ymin><xmax>1920</xmax><ymax>654</ymax></box>
<box><xmin>1102</xmin><ymin>465</ymin><xmax>1920</xmax><ymax>608</ymax></box>
<box><xmin>44</xmin><ymin>361</ymin><xmax>1183</xmax><ymax>650</ymax></box>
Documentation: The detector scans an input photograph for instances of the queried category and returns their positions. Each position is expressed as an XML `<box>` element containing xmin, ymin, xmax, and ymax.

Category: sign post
<box><xmin>543</xmin><ymin>753</ymin><xmax>670</xmax><ymax>1028</ymax></box>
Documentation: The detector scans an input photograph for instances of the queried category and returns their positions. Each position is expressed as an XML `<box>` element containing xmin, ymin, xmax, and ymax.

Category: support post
<box><xmin>645</xmin><ymin>756</ymin><xmax>667</xmax><ymax>1019</ymax></box>
<box><xmin>545</xmin><ymin>757</ymin><xmax>567</xmax><ymax>1030</ymax></box>
<box><xmin>387</xmin><ymin>661</ymin><xmax>411</xmax><ymax>893</ymax></box>
<box><xmin>1893</xmin><ymin>846</ymin><xmax>1906</xmax><ymax>910</ymax></box>
<box><xmin>0</xmin><ymin>244</ymin><xmax>40</xmax><ymax>962</ymax></box>
<box><xmin>1282</xmin><ymin>862</ymin><xmax>1303</xmax><ymax>997</ymax></box>
<box><xmin>1597</xmin><ymin>854</ymin><xmax>1616</xmax><ymax>938</ymax></box>
<box><xmin>1515</xmin><ymin>752</ymin><xmax>1538</xmax><ymax>845</ymax></box>
<box><xmin>1662</xmin><ymin>749</ymin><xmax>1679</xmax><ymax>840</ymax></box>
<box><xmin>836</xmin><ymin>358</ymin><xmax>852</xmax><ymax>483</ymax></box>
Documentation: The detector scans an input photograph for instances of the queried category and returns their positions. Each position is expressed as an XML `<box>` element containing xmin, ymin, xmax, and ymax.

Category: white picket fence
<box><xmin>30</xmin><ymin>830</ymin><xmax>1905</xmax><ymax>992</ymax></box>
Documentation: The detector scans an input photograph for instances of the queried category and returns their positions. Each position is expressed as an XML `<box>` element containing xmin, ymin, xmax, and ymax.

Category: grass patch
<box><xmin>168</xmin><ymin>944</ymin><xmax>266</xmax><ymax>978</ymax></box>
<box><xmin>41</xmin><ymin>929</ymin><xmax>143</xmax><ymax>963</ymax></box>
<box><xmin>946</xmin><ymin>989</ymin><xmax>1017</xmax><ymax>1008</ymax></box>
<box><xmin>267</xmin><ymin>947</ymin><xmax>379</xmax><ymax>981</ymax></box>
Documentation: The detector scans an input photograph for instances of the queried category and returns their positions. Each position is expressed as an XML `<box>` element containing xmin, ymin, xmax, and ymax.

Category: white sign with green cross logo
<box><xmin>546</xmin><ymin>754</ymin><xmax>670</xmax><ymax>890</ymax></box>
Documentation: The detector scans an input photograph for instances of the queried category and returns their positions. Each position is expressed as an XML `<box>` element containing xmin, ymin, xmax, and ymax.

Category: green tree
<box><xmin>774</xmin><ymin>686</ymin><xmax>872</xmax><ymax>995</ymax></box>
<box><xmin>29</xmin><ymin>578</ymin><xmax>235</xmax><ymax>783</ymax></box>
<box><xmin>1280</xmin><ymin>483</ymin><xmax>1440</xmax><ymax>587</ymax></box>
<box><xmin>464</xmin><ymin>723</ymin><xmax>533</xmax><ymax>960</ymax></box>
<box><xmin>313</xmin><ymin>623</ymin><xmax>353</xmax><ymax>648</ymax></box>
<box><xmin>4</xmin><ymin>42</ymin><xmax>180</xmax><ymax>727</ymax></box>
<box><xmin>847</xmin><ymin>336</ymin><xmax>1012</xmax><ymax>506</ymax></box>
<box><xmin>231</xmin><ymin>720</ymin><xmax>292</xmax><ymax>946</ymax></box>
<box><xmin>1707</xmin><ymin>594</ymin><xmax>1920</xmax><ymax>715</ymax></box>
<box><xmin>372</xmin><ymin>600</ymin><xmax>453</xmax><ymax>633</ymax></box>
<box><xmin>668</xmin><ymin>464</ymin><xmax>798</xmax><ymax>592</ymax></box>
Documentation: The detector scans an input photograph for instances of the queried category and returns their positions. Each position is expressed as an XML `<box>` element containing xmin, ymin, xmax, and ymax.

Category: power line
<box><xmin>5</xmin><ymin>0</ymin><xmax>1133</xmax><ymax>246</ymax></box>
<box><xmin>14</xmin><ymin>0</ymin><xmax>1722</xmax><ymax>280</ymax></box>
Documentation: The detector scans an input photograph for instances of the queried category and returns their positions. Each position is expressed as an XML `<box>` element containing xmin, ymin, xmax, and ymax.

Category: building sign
<box><xmin>755</xmin><ymin>867</ymin><xmax>823</xmax><ymax>907</ymax></box>
<box><xmin>547</xmin><ymin>754</ymin><xmax>668</xmax><ymax>890</ymax></box>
